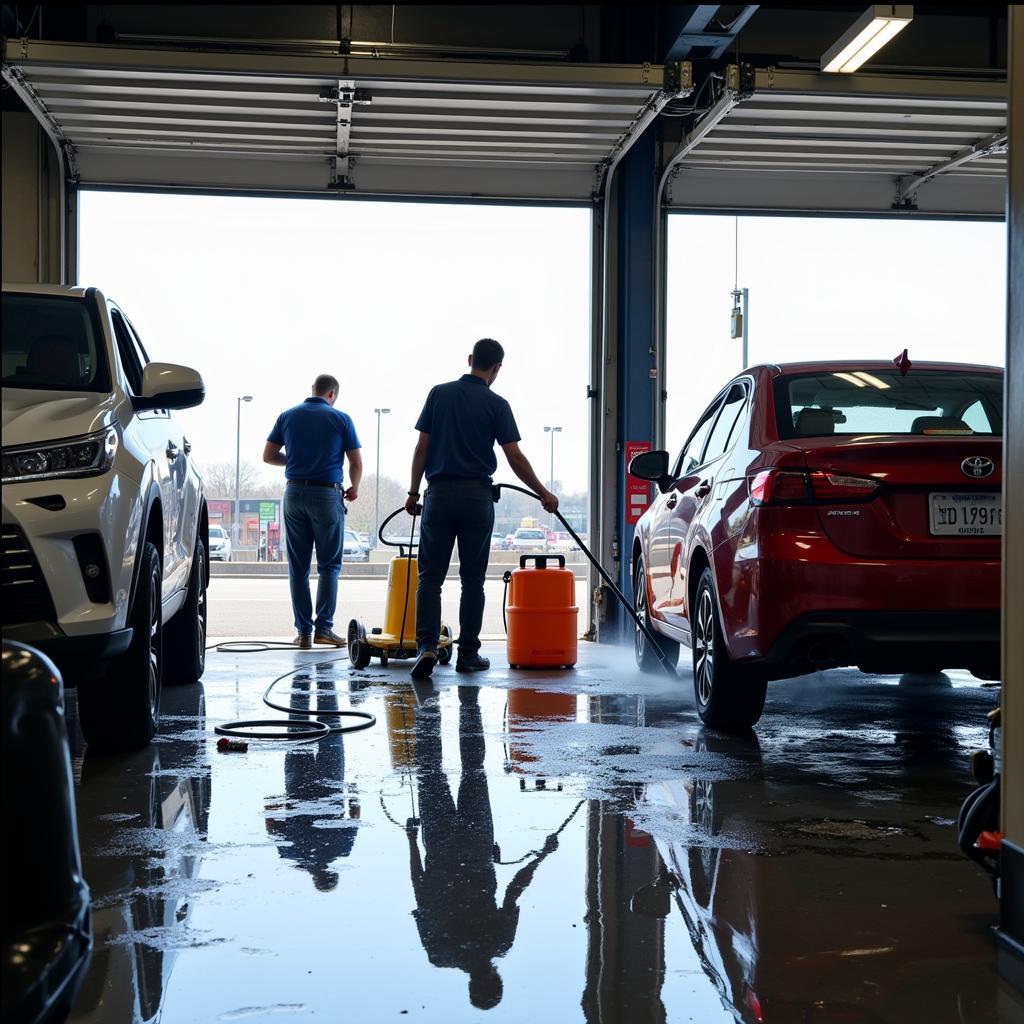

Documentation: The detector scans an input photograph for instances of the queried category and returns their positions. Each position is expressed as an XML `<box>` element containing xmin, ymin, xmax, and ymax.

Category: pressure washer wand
<box><xmin>492</xmin><ymin>483</ymin><xmax>677</xmax><ymax>679</ymax></box>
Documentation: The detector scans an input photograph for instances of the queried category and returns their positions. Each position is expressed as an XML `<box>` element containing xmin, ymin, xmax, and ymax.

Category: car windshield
<box><xmin>516</xmin><ymin>530</ymin><xmax>546</xmax><ymax>540</ymax></box>
<box><xmin>2</xmin><ymin>293</ymin><xmax>108</xmax><ymax>393</ymax></box>
<box><xmin>776</xmin><ymin>370</ymin><xmax>1004</xmax><ymax>438</ymax></box>
<box><xmin>210</xmin><ymin>527</ymin><xmax>226</xmax><ymax>538</ymax></box>
<box><xmin>345</xmin><ymin>531</ymin><xmax>359</xmax><ymax>542</ymax></box>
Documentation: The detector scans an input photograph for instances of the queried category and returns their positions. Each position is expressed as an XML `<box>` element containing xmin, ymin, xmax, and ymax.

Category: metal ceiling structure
<box><xmin>663</xmin><ymin>66</ymin><xmax>1008</xmax><ymax>216</ymax></box>
<box><xmin>1</xmin><ymin>39</ymin><xmax>690</xmax><ymax>201</ymax></box>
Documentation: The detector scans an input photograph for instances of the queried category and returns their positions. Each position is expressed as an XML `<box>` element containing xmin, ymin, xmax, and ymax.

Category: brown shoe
<box><xmin>294</xmin><ymin>633</ymin><xmax>312</xmax><ymax>650</ymax></box>
<box><xmin>313</xmin><ymin>630</ymin><xmax>346</xmax><ymax>648</ymax></box>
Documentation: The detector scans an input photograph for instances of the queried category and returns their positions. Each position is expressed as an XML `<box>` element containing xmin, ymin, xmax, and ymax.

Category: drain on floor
<box><xmin>786</xmin><ymin>818</ymin><xmax>906</xmax><ymax>841</ymax></box>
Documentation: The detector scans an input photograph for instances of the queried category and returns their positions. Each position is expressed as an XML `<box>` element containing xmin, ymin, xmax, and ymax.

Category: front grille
<box><xmin>2</xmin><ymin>525</ymin><xmax>57</xmax><ymax>625</ymax></box>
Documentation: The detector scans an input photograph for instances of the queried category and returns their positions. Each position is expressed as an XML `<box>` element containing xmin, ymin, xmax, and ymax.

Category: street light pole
<box><xmin>543</xmin><ymin>425</ymin><xmax>562</xmax><ymax>525</ymax></box>
<box><xmin>374</xmin><ymin>407</ymin><xmax>390</xmax><ymax>548</ymax></box>
<box><xmin>234</xmin><ymin>395</ymin><xmax>253</xmax><ymax>548</ymax></box>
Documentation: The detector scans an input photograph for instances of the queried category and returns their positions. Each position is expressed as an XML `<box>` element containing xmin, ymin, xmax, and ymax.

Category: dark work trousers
<box><xmin>415</xmin><ymin>479</ymin><xmax>495</xmax><ymax>656</ymax></box>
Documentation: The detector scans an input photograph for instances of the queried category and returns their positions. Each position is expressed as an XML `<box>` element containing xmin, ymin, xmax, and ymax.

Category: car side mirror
<box><xmin>629</xmin><ymin>450</ymin><xmax>673</xmax><ymax>492</ymax></box>
<box><xmin>133</xmin><ymin>362</ymin><xmax>205</xmax><ymax>411</ymax></box>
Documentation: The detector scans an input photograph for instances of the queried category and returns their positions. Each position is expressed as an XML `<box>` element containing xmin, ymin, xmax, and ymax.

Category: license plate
<box><xmin>929</xmin><ymin>492</ymin><xmax>1002</xmax><ymax>536</ymax></box>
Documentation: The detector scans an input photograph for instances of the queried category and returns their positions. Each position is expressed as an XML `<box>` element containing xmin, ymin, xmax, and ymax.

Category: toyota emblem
<box><xmin>961</xmin><ymin>456</ymin><xmax>995</xmax><ymax>479</ymax></box>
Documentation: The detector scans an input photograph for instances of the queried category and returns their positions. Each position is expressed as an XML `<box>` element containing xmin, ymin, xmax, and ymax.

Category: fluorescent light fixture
<box><xmin>853</xmin><ymin>371</ymin><xmax>891</xmax><ymax>389</ymax></box>
<box><xmin>834</xmin><ymin>372</ymin><xmax>867</xmax><ymax>387</ymax></box>
<box><xmin>821</xmin><ymin>5</ymin><xmax>913</xmax><ymax>74</ymax></box>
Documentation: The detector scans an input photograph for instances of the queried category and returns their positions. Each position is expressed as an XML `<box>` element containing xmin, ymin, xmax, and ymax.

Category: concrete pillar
<box><xmin>1000</xmin><ymin>4</ymin><xmax>1024</xmax><ymax>994</ymax></box>
<box><xmin>595</xmin><ymin>127</ymin><xmax>659</xmax><ymax>642</ymax></box>
<box><xmin>1</xmin><ymin>112</ymin><xmax>63</xmax><ymax>284</ymax></box>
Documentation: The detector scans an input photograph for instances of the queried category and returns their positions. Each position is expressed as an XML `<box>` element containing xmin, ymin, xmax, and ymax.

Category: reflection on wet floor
<box><xmin>64</xmin><ymin>644</ymin><xmax>1024</xmax><ymax>1023</ymax></box>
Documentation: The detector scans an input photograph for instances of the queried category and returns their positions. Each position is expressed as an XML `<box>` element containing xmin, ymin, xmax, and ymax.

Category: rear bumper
<box><xmin>720</xmin><ymin>511</ymin><xmax>1001</xmax><ymax>668</ymax></box>
<box><xmin>759</xmin><ymin>610</ymin><xmax>999</xmax><ymax>679</ymax></box>
<box><xmin>1</xmin><ymin>622</ymin><xmax>133</xmax><ymax>681</ymax></box>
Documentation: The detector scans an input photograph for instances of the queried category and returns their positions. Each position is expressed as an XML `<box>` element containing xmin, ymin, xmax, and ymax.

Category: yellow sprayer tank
<box><xmin>382</xmin><ymin>555</ymin><xmax>418</xmax><ymax>645</ymax></box>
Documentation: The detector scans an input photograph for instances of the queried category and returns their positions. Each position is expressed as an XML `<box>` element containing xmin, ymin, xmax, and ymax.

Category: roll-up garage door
<box><xmin>2</xmin><ymin>39</ymin><xmax>690</xmax><ymax>201</ymax></box>
<box><xmin>662</xmin><ymin>66</ymin><xmax>1006</xmax><ymax>216</ymax></box>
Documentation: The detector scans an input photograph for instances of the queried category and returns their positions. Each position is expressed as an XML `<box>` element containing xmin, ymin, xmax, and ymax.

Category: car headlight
<box><xmin>2</xmin><ymin>428</ymin><xmax>118</xmax><ymax>484</ymax></box>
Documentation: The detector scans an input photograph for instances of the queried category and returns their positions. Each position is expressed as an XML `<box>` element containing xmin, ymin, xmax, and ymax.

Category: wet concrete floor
<box><xmin>64</xmin><ymin>642</ymin><xmax>1024</xmax><ymax>1023</ymax></box>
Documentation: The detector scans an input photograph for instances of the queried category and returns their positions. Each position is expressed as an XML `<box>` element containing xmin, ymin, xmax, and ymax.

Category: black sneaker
<box><xmin>456</xmin><ymin>653</ymin><xmax>490</xmax><ymax>673</ymax></box>
<box><xmin>411</xmin><ymin>650</ymin><xmax>437</xmax><ymax>680</ymax></box>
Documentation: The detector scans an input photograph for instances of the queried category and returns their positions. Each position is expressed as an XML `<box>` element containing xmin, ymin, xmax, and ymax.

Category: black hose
<box><xmin>491</xmin><ymin>483</ymin><xmax>677</xmax><ymax>679</ymax></box>
<box><xmin>501</xmin><ymin>570</ymin><xmax>512</xmax><ymax>633</ymax></box>
<box><xmin>211</xmin><ymin>649</ymin><xmax>376</xmax><ymax>741</ymax></box>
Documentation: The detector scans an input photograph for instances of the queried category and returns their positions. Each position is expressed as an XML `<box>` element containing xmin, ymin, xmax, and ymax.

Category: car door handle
<box><xmin>182</xmin><ymin>436</ymin><xmax>192</xmax><ymax>456</ymax></box>
<box><xmin>695</xmin><ymin>480</ymin><xmax>712</xmax><ymax>499</ymax></box>
<box><xmin>166</xmin><ymin>441</ymin><xmax>179</xmax><ymax>461</ymax></box>
<box><xmin>666</xmin><ymin>495</ymin><xmax>678</xmax><ymax>510</ymax></box>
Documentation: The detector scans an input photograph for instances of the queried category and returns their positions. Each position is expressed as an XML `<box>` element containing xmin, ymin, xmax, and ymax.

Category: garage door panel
<box><xmin>4</xmin><ymin>40</ymin><xmax>681</xmax><ymax>200</ymax></box>
<box><xmin>664</xmin><ymin>67</ymin><xmax>1007</xmax><ymax>216</ymax></box>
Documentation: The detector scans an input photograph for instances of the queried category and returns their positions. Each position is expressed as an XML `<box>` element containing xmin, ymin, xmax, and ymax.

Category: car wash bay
<box><xmin>2</xmin><ymin>6</ymin><xmax>1023</xmax><ymax>1022</ymax></box>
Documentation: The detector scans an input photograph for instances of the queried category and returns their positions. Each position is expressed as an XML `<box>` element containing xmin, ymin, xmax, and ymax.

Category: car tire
<box><xmin>164</xmin><ymin>537</ymin><xmax>208</xmax><ymax>685</ymax></box>
<box><xmin>79</xmin><ymin>541</ymin><xmax>162</xmax><ymax>751</ymax></box>
<box><xmin>633</xmin><ymin>557</ymin><xmax>679</xmax><ymax>672</ymax></box>
<box><xmin>692</xmin><ymin>567</ymin><xmax>767</xmax><ymax>732</ymax></box>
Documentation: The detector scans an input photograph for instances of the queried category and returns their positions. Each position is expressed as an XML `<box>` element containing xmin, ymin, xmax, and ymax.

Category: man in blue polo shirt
<box><xmin>404</xmin><ymin>339</ymin><xmax>557</xmax><ymax>679</ymax></box>
<box><xmin>263</xmin><ymin>374</ymin><xmax>362</xmax><ymax>648</ymax></box>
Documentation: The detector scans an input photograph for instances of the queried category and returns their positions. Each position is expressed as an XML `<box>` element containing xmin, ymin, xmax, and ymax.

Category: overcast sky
<box><xmin>79</xmin><ymin>193</ymin><xmax>1006</xmax><ymax>493</ymax></box>
<box><xmin>665</xmin><ymin>213</ymin><xmax>1007</xmax><ymax>450</ymax></box>
<box><xmin>79</xmin><ymin>192</ymin><xmax>592</xmax><ymax>492</ymax></box>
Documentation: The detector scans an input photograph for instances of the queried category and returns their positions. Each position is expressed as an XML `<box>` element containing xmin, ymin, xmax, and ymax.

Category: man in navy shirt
<box><xmin>264</xmin><ymin>374</ymin><xmax>362</xmax><ymax>648</ymax></box>
<box><xmin>404</xmin><ymin>339</ymin><xmax>557</xmax><ymax>679</ymax></box>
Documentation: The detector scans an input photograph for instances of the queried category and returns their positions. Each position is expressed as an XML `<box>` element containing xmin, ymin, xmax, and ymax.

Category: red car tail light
<box><xmin>809</xmin><ymin>470</ymin><xmax>880</xmax><ymax>501</ymax></box>
<box><xmin>749</xmin><ymin>469</ymin><xmax>809</xmax><ymax>505</ymax></box>
<box><xmin>750</xmin><ymin>469</ymin><xmax>880</xmax><ymax>506</ymax></box>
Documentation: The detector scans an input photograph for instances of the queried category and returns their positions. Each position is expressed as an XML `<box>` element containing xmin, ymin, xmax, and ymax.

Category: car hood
<box><xmin>1</xmin><ymin>388</ymin><xmax>120</xmax><ymax>447</ymax></box>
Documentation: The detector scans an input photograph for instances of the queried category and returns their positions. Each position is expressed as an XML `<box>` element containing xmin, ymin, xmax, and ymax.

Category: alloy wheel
<box><xmin>195</xmin><ymin>576</ymin><xmax>207</xmax><ymax>667</ymax></box>
<box><xmin>694</xmin><ymin>589</ymin><xmax>715</xmax><ymax>708</ymax></box>
<box><xmin>148</xmin><ymin>569</ymin><xmax>160</xmax><ymax>720</ymax></box>
<box><xmin>634</xmin><ymin>566</ymin><xmax>647</xmax><ymax>663</ymax></box>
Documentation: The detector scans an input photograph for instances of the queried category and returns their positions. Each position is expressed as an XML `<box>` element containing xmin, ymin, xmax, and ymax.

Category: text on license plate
<box><xmin>929</xmin><ymin>492</ymin><xmax>1002</xmax><ymax>536</ymax></box>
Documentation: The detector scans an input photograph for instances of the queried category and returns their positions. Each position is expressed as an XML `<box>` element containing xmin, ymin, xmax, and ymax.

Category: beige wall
<box><xmin>1</xmin><ymin>111</ymin><xmax>63</xmax><ymax>284</ymax></box>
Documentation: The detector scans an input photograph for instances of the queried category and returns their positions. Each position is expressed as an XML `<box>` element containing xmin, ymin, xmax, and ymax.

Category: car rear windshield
<box><xmin>2</xmin><ymin>293</ymin><xmax>109</xmax><ymax>393</ymax></box>
<box><xmin>516</xmin><ymin>529</ymin><xmax>546</xmax><ymax>539</ymax></box>
<box><xmin>776</xmin><ymin>370</ymin><xmax>1003</xmax><ymax>439</ymax></box>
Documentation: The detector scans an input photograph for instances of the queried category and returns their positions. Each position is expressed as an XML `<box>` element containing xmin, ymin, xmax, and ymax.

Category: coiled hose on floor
<box><xmin>207</xmin><ymin>640</ymin><xmax>376</xmax><ymax>741</ymax></box>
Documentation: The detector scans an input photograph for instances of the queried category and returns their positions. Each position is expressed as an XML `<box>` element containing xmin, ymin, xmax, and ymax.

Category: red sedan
<box><xmin>629</xmin><ymin>360</ymin><xmax>1003</xmax><ymax>731</ymax></box>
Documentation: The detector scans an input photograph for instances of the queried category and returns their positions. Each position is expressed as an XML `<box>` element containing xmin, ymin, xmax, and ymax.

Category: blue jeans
<box><xmin>416</xmin><ymin>479</ymin><xmax>495</xmax><ymax>657</ymax></box>
<box><xmin>283</xmin><ymin>485</ymin><xmax>344</xmax><ymax>634</ymax></box>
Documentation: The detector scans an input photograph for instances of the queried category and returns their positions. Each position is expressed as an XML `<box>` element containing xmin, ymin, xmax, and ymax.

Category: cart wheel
<box><xmin>437</xmin><ymin>624</ymin><xmax>453</xmax><ymax>665</ymax></box>
<box><xmin>380</xmin><ymin>652</ymin><xmax>389</xmax><ymax>667</ymax></box>
<box><xmin>348</xmin><ymin>620</ymin><xmax>372</xmax><ymax>670</ymax></box>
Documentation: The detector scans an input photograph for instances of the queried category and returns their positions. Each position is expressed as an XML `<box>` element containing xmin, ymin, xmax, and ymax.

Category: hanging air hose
<box><xmin>491</xmin><ymin>483</ymin><xmax>677</xmax><ymax>679</ymax></box>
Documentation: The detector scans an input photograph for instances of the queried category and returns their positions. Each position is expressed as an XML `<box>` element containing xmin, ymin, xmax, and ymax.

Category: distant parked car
<box><xmin>511</xmin><ymin>527</ymin><xmax>548</xmax><ymax>552</ymax></box>
<box><xmin>630</xmin><ymin>359</ymin><xmax>1003</xmax><ymax>732</ymax></box>
<box><xmin>548</xmin><ymin>531</ymin><xmax>577</xmax><ymax>552</ymax></box>
<box><xmin>2</xmin><ymin>283</ymin><xmax>209</xmax><ymax>751</ymax></box>
<box><xmin>208</xmin><ymin>524</ymin><xmax>231</xmax><ymax>561</ymax></box>
<box><xmin>343</xmin><ymin>528</ymin><xmax>369</xmax><ymax>562</ymax></box>
<box><xmin>490</xmin><ymin>533</ymin><xmax>506</xmax><ymax>551</ymax></box>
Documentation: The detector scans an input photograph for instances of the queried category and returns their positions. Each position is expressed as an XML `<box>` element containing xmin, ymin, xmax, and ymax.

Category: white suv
<box><xmin>208</xmin><ymin>524</ymin><xmax>232</xmax><ymax>561</ymax></box>
<box><xmin>2</xmin><ymin>283</ymin><xmax>209</xmax><ymax>750</ymax></box>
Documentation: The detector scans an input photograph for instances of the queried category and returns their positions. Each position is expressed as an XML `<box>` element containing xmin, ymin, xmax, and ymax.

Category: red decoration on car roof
<box><xmin>893</xmin><ymin>349</ymin><xmax>912</xmax><ymax>375</ymax></box>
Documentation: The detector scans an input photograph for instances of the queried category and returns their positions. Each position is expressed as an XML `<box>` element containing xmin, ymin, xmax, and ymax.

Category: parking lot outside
<box><xmin>207</xmin><ymin>576</ymin><xmax>590</xmax><ymax>640</ymax></box>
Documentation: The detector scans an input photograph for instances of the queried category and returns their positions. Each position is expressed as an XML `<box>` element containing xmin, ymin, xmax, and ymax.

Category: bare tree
<box><xmin>196</xmin><ymin>461</ymin><xmax>267</xmax><ymax>499</ymax></box>
<box><xmin>344</xmin><ymin>475</ymin><xmax>407</xmax><ymax>535</ymax></box>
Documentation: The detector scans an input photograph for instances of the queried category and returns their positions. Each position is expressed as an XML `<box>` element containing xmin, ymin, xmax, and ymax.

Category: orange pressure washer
<box><xmin>347</xmin><ymin>506</ymin><xmax>454</xmax><ymax>669</ymax></box>
<box><xmin>492</xmin><ymin>483</ymin><xmax>676</xmax><ymax>679</ymax></box>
